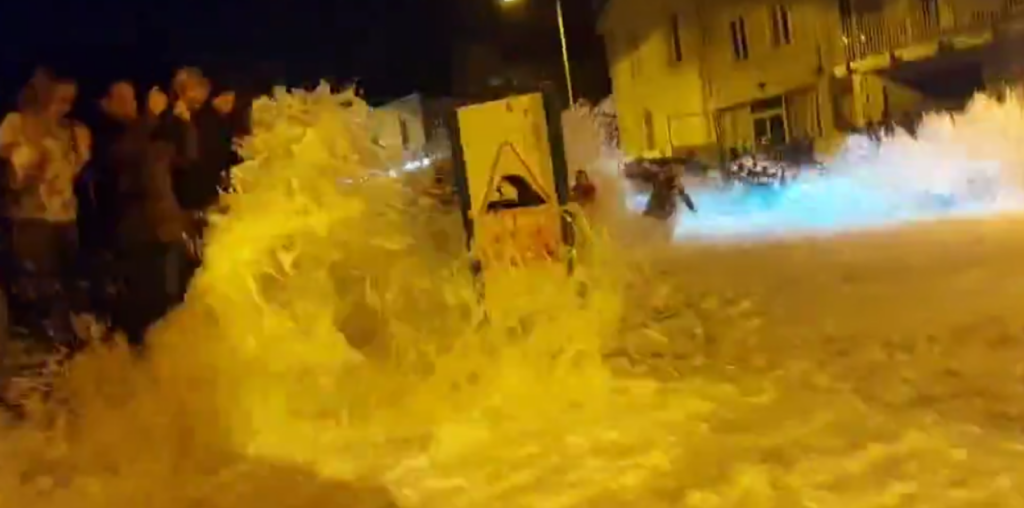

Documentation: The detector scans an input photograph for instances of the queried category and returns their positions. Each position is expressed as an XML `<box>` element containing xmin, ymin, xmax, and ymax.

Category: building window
<box><xmin>750</xmin><ymin>96</ymin><xmax>787</xmax><ymax>146</ymax></box>
<box><xmin>670</xmin><ymin>14</ymin><xmax>683</xmax><ymax>63</ymax></box>
<box><xmin>751</xmin><ymin>96</ymin><xmax>784</xmax><ymax>114</ymax></box>
<box><xmin>399</xmin><ymin>118</ymin><xmax>410</xmax><ymax>149</ymax></box>
<box><xmin>628</xmin><ymin>34</ymin><xmax>641</xmax><ymax>78</ymax></box>
<box><xmin>853</xmin><ymin>0</ymin><xmax>883</xmax><ymax>14</ymax></box>
<box><xmin>643</xmin><ymin>109</ymin><xmax>656</xmax><ymax>151</ymax></box>
<box><xmin>921</xmin><ymin>0</ymin><xmax>939</xmax><ymax>27</ymax></box>
<box><xmin>730</xmin><ymin>17</ymin><xmax>749</xmax><ymax>60</ymax></box>
<box><xmin>753</xmin><ymin>114</ymin><xmax>787</xmax><ymax>146</ymax></box>
<box><xmin>770</xmin><ymin>5</ymin><xmax>792</xmax><ymax>46</ymax></box>
<box><xmin>839</xmin><ymin>0</ymin><xmax>852</xmax><ymax>18</ymax></box>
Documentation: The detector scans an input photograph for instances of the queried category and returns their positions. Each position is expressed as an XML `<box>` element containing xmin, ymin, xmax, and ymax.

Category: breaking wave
<box><xmin>2</xmin><ymin>86</ymin><xmax>1024</xmax><ymax>508</ymax></box>
<box><xmin>666</xmin><ymin>93</ymin><xmax>1024</xmax><ymax>240</ymax></box>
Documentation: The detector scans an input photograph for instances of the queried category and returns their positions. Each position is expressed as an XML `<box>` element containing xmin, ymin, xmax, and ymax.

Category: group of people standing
<box><xmin>0</xmin><ymin>66</ymin><xmax>246</xmax><ymax>350</ymax></box>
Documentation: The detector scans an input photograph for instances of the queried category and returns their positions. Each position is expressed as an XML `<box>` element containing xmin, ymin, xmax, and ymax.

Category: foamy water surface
<box><xmin>2</xmin><ymin>87</ymin><xmax>1024</xmax><ymax>507</ymax></box>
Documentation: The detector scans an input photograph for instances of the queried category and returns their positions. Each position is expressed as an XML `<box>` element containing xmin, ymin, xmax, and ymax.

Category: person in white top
<box><xmin>0</xmin><ymin>69</ymin><xmax>91</xmax><ymax>345</ymax></box>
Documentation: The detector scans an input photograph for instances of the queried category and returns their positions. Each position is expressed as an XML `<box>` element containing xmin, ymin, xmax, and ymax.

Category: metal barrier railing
<box><xmin>841</xmin><ymin>3</ymin><xmax>1011</xmax><ymax>62</ymax></box>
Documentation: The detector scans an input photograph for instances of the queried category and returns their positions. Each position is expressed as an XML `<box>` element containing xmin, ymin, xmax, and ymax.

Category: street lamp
<box><xmin>499</xmin><ymin>0</ymin><xmax>575</xmax><ymax>105</ymax></box>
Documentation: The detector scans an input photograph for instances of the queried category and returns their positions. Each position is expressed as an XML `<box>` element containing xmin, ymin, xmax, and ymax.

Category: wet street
<box><xmin>367</xmin><ymin>214</ymin><xmax>1024</xmax><ymax>507</ymax></box>
<box><xmin>6</xmin><ymin>213</ymin><xmax>1024</xmax><ymax>508</ymax></box>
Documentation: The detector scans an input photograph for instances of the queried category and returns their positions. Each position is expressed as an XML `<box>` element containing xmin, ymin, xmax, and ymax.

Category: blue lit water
<box><xmin>665</xmin><ymin>170</ymin><xmax>1022</xmax><ymax>241</ymax></box>
<box><xmin>647</xmin><ymin>97</ymin><xmax>1024</xmax><ymax>240</ymax></box>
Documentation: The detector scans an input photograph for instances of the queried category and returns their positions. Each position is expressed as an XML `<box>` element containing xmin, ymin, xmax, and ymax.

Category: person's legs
<box><xmin>10</xmin><ymin>220</ymin><xmax>72</xmax><ymax>347</ymax></box>
<box><xmin>160</xmin><ymin>240</ymin><xmax>189</xmax><ymax>316</ymax></box>
<box><xmin>57</xmin><ymin>222</ymin><xmax>108</xmax><ymax>347</ymax></box>
<box><xmin>165</xmin><ymin>240</ymin><xmax>185</xmax><ymax>303</ymax></box>
<box><xmin>55</xmin><ymin>222</ymin><xmax>86</xmax><ymax>312</ymax></box>
<box><xmin>115</xmin><ymin>243</ymin><xmax>150</xmax><ymax>347</ymax></box>
<box><xmin>78</xmin><ymin>208</ymin><xmax>116</xmax><ymax>323</ymax></box>
<box><xmin>11</xmin><ymin>220</ymin><xmax>50</xmax><ymax>323</ymax></box>
<box><xmin>115</xmin><ymin>241</ymin><xmax>147</xmax><ymax>346</ymax></box>
<box><xmin>116</xmin><ymin>242</ymin><xmax>178</xmax><ymax>348</ymax></box>
<box><xmin>180</xmin><ymin>211</ymin><xmax>205</xmax><ymax>293</ymax></box>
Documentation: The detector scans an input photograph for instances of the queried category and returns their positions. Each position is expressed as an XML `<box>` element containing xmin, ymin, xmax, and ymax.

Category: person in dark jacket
<box><xmin>161</xmin><ymin>69</ymin><xmax>242</xmax><ymax>271</ymax></box>
<box><xmin>114</xmin><ymin>127</ymin><xmax>192</xmax><ymax>347</ymax></box>
<box><xmin>206</xmin><ymin>88</ymin><xmax>244</xmax><ymax>192</ymax></box>
<box><xmin>89</xmin><ymin>81</ymin><xmax>186</xmax><ymax>347</ymax></box>
<box><xmin>86</xmin><ymin>81</ymin><xmax>156</xmax><ymax>319</ymax></box>
<box><xmin>644</xmin><ymin>169</ymin><xmax>696</xmax><ymax>221</ymax></box>
<box><xmin>161</xmin><ymin>67</ymin><xmax>209</xmax><ymax>211</ymax></box>
<box><xmin>164</xmin><ymin>67</ymin><xmax>241</xmax><ymax>213</ymax></box>
<box><xmin>91</xmin><ymin>81</ymin><xmax>143</xmax><ymax>240</ymax></box>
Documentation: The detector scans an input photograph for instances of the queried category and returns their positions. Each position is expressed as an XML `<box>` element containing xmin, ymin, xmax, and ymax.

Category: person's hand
<box><xmin>11</xmin><ymin>144</ymin><xmax>42</xmax><ymax>174</ymax></box>
<box><xmin>8</xmin><ymin>143</ymin><xmax>47</xmax><ymax>188</ymax></box>
<box><xmin>73</xmin><ymin>125</ymin><xmax>91</xmax><ymax>162</ymax></box>
<box><xmin>148</xmin><ymin>87</ymin><xmax>169</xmax><ymax>116</ymax></box>
<box><xmin>173</xmin><ymin>100</ymin><xmax>190</xmax><ymax>121</ymax></box>
<box><xmin>212</xmin><ymin>91</ymin><xmax>235</xmax><ymax>115</ymax></box>
<box><xmin>184</xmin><ymin>233</ymin><xmax>202</xmax><ymax>260</ymax></box>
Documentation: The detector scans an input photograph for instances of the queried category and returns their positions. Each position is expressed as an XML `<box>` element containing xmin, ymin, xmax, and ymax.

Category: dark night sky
<box><xmin>0</xmin><ymin>0</ymin><xmax>609</xmax><ymax>109</ymax></box>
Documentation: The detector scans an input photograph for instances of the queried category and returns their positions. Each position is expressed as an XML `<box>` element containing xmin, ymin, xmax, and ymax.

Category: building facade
<box><xmin>599</xmin><ymin>0</ymin><xmax>713</xmax><ymax>159</ymax></box>
<box><xmin>373</xmin><ymin>94</ymin><xmax>465</xmax><ymax>169</ymax></box>
<box><xmin>372</xmin><ymin>94</ymin><xmax>429</xmax><ymax>168</ymax></box>
<box><xmin>599</xmin><ymin>0</ymin><xmax>1024</xmax><ymax>161</ymax></box>
<box><xmin>599</xmin><ymin>0</ymin><xmax>844</xmax><ymax>160</ymax></box>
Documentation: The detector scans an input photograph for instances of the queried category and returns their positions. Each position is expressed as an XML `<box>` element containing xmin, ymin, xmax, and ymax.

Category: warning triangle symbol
<box><xmin>477</xmin><ymin>140</ymin><xmax>554</xmax><ymax>216</ymax></box>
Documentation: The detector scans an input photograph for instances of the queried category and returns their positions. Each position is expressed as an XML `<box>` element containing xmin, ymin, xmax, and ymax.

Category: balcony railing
<box><xmin>841</xmin><ymin>1</ymin><xmax>1024</xmax><ymax>62</ymax></box>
